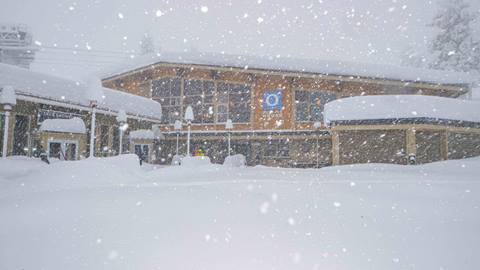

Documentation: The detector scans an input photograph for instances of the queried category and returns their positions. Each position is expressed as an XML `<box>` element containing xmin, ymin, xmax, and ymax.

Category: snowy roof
<box><xmin>472</xmin><ymin>87</ymin><xmax>480</xmax><ymax>100</ymax></box>
<box><xmin>100</xmin><ymin>51</ymin><xmax>474</xmax><ymax>86</ymax></box>
<box><xmin>0</xmin><ymin>85</ymin><xmax>16</xmax><ymax>106</ymax></box>
<box><xmin>324</xmin><ymin>95</ymin><xmax>480</xmax><ymax>124</ymax></box>
<box><xmin>39</xmin><ymin>117</ymin><xmax>86</xmax><ymax>134</ymax></box>
<box><xmin>129</xmin><ymin>129</ymin><xmax>154</xmax><ymax>140</ymax></box>
<box><xmin>0</xmin><ymin>63</ymin><xmax>162</xmax><ymax>122</ymax></box>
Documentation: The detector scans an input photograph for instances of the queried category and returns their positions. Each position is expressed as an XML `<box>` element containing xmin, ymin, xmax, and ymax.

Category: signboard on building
<box><xmin>37</xmin><ymin>109</ymin><xmax>83</xmax><ymax>125</ymax></box>
<box><xmin>262</xmin><ymin>89</ymin><xmax>283</xmax><ymax>111</ymax></box>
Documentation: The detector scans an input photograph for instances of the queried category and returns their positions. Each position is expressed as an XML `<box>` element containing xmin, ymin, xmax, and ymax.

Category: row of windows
<box><xmin>152</xmin><ymin>78</ymin><xmax>251</xmax><ymax>124</ymax></box>
<box><xmin>152</xmin><ymin>77</ymin><xmax>337</xmax><ymax>124</ymax></box>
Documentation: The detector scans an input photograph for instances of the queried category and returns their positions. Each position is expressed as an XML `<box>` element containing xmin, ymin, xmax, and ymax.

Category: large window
<box><xmin>184</xmin><ymin>79</ymin><xmax>215</xmax><ymax>124</ymax></box>
<box><xmin>152</xmin><ymin>78</ymin><xmax>251</xmax><ymax>124</ymax></box>
<box><xmin>295</xmin><ymin>90</ymin><xmax>336</xmax><ymax>122</ymax></box>
<box><xmin>217</xmin><ymin>82</ymin><xmax>251</xmax><ymax>123</ymax></box>
<box><xmin>152</xmin><ymin>77</ymin><xmax>182</xmax><ymax>124</ymax></box>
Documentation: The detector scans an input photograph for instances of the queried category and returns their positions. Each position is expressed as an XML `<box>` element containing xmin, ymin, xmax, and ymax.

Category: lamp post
<box><xmin>85</xmin><ymin>77</ymin><xmax>104</xmax><ymax>158</ymax></box>
<box><xmin>174</xmin><ymin>120</ymin><xmax>182</xmax><ymax>156</ymax></box>
<box><xmin>116</xmin><ymin>109</ymin><xmax>127</xmax><ymax>155</ymax></box>
<box><xmin>184</xmin><ymin>106</ymin><xmax>194</xmax><ymax>156</ymax></box>
<box><xmin>225</xmin><ymin>119</ymin><xmax>233</xmax><ymax>156</ymax></box>
<box><xmin>313</xmin><ymin>121</ymin><xmax>322</xmax><ymax>168</ymax></box>
<box><xmin>1</xmin><ymin>85</ymin><xmax>16</xmax><ymax>159</ymax></box>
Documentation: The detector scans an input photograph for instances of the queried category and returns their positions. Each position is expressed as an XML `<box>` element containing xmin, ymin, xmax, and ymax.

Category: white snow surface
<box><xmin>181</xmin><ymin>155</ymin><xmax>212</xmax><ymax>166</ymax></box>
<box><xmin>129</xmin><ymin>129</ymin><xmax>154</xmax><ymax>140</ymax></box>
<box><xmin>0</xmin><ymin>85</ymin><xmax>16</xmax><ymax>105</ymax></box>
<box><xmin>324</xmin><ymin>95</ymin><xmax>480</xmax><ymax>124</ymax></box>
<box><xmin>0</xmin><ymin>63</ymin><xmax>162</xmax><ymax>121</ymax></box>
<box><xmin>1</xmin><ymin>155</ymin><xmax>480</xmax><ymax>270</ymax></box>
<box><xmin>472</xmin><ymin>87</ymin><xmax>480</xmax><ymax>100</ymax></box>
<box><xmin>84</xmin><ymin>76</ymin><xmax>104</xmax><ymax>103</ymax></box>
<box><xmin>100</xmin><ymin>51</ymin><xmax>474</xmax><ymax>85</ymax></box>
<box><xmin>39</xmin><ymin>117</ymin><xmax>86</xmax><ymax>134</ymax></box>
<box><xmin>223</xmin><ymin>154</ymin><xmax>247</xmax><ymax>167</ymax></box>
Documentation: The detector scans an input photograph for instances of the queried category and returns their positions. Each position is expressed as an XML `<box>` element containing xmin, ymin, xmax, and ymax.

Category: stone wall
<box><xmin>338</xmin><ymin>129</ymin><xmax>406</xmax><ymax>165</ymax></box>
<box><xmin>448</xmin><ymin>132</ymin><xmax>480</xmax><ymax>159</ymax></box>
<box><xmin>416</xmin><ymin>131</ymin><xmax>442</xmax><ymax>164</ymax></box>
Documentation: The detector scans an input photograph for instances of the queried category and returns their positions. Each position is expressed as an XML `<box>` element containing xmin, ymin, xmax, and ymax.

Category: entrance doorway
<box><xmin>48</xmin><ymin>140</ymin><xmax>78</xmax><ymax>160</ymax></box>
<box><xmin>134</xmin><ymin>144</ymin><xmax>149</xmax><ymax>162</ymax></box>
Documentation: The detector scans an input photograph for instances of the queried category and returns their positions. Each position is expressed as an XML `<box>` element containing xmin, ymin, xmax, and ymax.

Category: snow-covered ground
<box><xmin>1</xmin><ymin>155</ymin><xmax>479</xmax><ymax>270</ymax></box>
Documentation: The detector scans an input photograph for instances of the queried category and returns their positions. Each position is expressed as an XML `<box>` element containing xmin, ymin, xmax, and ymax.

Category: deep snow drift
<box><xmin>0</xmin><ymin>155</ymin><xmax>479</xmax><ymax>270</ymax></box>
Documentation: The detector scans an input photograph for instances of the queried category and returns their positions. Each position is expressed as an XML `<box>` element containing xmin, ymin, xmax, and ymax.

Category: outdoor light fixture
<box><xmin>225</xmin><ymin>119</ymin><xmax>233</xmax><ymax>157</ymax></box>
<box><xmin>174</xmin><ymin>119</ymin><xmax>182</xmax><ymax>156</ymax></box>
<box><xmin>0</xmin><ymin>85</ymin><xmax>16</xmax><ymax>158</ymax></box>
<box><xmin>116</xmin><ymin>109</ymin><xmax>127</xmax><ymax>155</ymax></box>
<box><xmin>184</xmin><ymin>106</ymin><xmax>194</xmax><ymax>156</ymax></box>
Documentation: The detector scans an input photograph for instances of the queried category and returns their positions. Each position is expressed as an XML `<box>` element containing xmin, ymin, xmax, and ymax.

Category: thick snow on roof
<box><xmin>0</xmin><ymin>63</ymin><xmax>162</xmax><ymax>121</ymax></box>
<box><xmin>324</xmin><ymin>95</ymin><xmax>480</xmax><ymax>124</ymax></box>
<box><xmin>472</xmin><ymin>87</ymin><xmax>480</xmax><ymax>100</ymax></box>
<box><xmin>129</xmin><ymin>129</ymin><xmax>154</xmax><ymax>140</ymax></box>
<box><xmin>0</xmin><ymin>85</ymin><xmax>16</xmax><ymax>106</ymax></box>
<box><xmin>100</xmin><ymin>51</ymin><xmax>474</xmax><ymax>85</ymax></box>
<box><xmin>39</xmin><ymin>117</ymin><xmax>86</xmax><ymax>134</ymax></box>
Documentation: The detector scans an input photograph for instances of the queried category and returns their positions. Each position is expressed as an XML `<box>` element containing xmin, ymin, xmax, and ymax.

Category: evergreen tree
<box><xmin>428</xmin><ymin>0</ymin><xmax>480</xmax><ymax>72</ymax></box>
<box><xmin>140</xmin><ymin>32</ymin><xmax>155</xmax><ymax>55</ymax></box>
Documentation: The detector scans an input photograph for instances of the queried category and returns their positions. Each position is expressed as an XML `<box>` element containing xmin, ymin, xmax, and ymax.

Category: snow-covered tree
<box><xmin>428</xmin><ymin>0</ymin><xmax>480</xmax><ymax>72</ymax></box>
<box><xmin>139</xmin><ymin>32</ymin><xmax>155</xmax><ymax>55</ymax></box>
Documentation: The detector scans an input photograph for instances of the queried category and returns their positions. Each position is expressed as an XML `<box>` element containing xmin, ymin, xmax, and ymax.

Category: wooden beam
<box><xmin>331</xmin><ymin>131</ymin><xmax>340</xmax><ymax>166</ymax></box>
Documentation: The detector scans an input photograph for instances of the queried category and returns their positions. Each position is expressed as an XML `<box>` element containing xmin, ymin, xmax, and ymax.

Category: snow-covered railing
<box><xmin>324</xmin><ymin>95</ymin><xmax>480</xmax><ymax>125</ymax></box>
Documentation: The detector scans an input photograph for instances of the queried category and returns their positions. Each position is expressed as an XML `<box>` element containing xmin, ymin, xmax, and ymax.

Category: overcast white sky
<box><xmin>1</xmin><ymin>0</ymin><xmax>479</xmax><ymax>79</ymax></box>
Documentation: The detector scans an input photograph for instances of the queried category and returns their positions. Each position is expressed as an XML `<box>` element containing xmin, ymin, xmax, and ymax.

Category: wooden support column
<box><xmin>405</xmin><ymin>128</ymin><xmax>416</xmax><ymax>164</ymax></box>
<box><xmin>440</xmin><ymin>130</ymin><xmax>449</xmax><ymax>160</ymax></box>
<box><xmin>331</xmin><ymin>131</ymin><xmax>340</xmax><ymax>166</ymax></box>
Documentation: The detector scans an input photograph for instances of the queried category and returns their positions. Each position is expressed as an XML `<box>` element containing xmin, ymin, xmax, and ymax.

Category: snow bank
<box><xmin>171</xmin><ymin>154</ymin><xmax>183</xmax><ymax>165</ymax></box>
<box><xmin>181</xmin><ymin>155</ymin><xmax>211</xmax><ymax>166</ymax></box>
<box><xmin>0</xmin><ymin>63</ymin><xmax>162</xmax><ymax>121</ymax></box>
<box><xmin>100</xmin><ymin>51</ymin><xmax>474</xmax><ymax>85</ymax></box>
<box><xmin>39</xmin><ymin>117</ymin><xmax>86</xmax><ymax>134</ymax></box>
<box><xmin>223</xmin><ymin>154</ymin><xmax>246</xmax><ymax>167</ymax></box>
<box><xmin>1</xmin><ymin>156</ymin><xmax>480</xmax><ymax>270</ymax></box>
<box><xmin>324</xmin><ymin>95</ymin><xmax>480</xmax><ymax>124</ymax></box>
<box><xmin>0</xmin><ymin>154</ymin><xmax>142</xmax><ymax>193</ymax></box>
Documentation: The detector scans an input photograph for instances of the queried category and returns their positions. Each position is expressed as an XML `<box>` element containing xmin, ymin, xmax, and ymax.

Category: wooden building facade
<box><xmin>101</xmin><ymin>55</ymin><xmax>476</xmax><ymax>167</ymax></box>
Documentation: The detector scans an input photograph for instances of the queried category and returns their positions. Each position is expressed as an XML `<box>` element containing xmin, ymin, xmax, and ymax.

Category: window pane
<box><xmin>230</xmin><ymin>103</ymin><xmax>250</xmax><ymax>122</ymax></box>
<box><xmin>171</xmin><ymin>78</ymin><xmax>181</xmax><ymax>96</ymax></box>
<box><xmin>296</xmin><ymin>103</ymin><xmax>309</xmax><ymax>121</ymax></box>
<box><xmin>295</xmin><ymin>90</ymin><xmax>309</xmax><ymax>102</ymax></box>
<box><xmin>152</xmin><ymin>78</ymin><xmax>170</xmax><ymax>97</ymax></box>
<box><xmin>185</xmin><ymin>80</ymin><xmax>203</xmax><ymax>95</ymax></box>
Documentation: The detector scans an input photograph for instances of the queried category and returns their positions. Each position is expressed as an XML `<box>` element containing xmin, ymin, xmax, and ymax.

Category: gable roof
<box><xmin>0</xmin><ymin>63</ymin><xmax>162</xmax><ymax>122</ymax></box>
<box><xmin>99</xmin><ymin>51</ymin><xmax>474</xmax><ymax>86</ymax></box>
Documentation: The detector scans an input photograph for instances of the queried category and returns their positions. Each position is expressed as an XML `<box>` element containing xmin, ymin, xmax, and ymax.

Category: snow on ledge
<box><xmin>129</xmin><ymin>129</ymin><xmax>154</xmax><ymax>140</ymax></box>
<box><xmin>324</xmin><ymin>95</ymin><xmax>480</xmax><ymax>124</ymax></box>
<box><xmin>40</xmin><ymin>117</ymin><xmax>86</xmax><ymax>134</ymax></box>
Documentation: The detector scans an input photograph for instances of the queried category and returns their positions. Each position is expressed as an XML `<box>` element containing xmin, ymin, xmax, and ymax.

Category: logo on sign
<box><xmin>262</xmin><ymin>90</ymin><xmax>283</xmax><ymax>111</ymax></box>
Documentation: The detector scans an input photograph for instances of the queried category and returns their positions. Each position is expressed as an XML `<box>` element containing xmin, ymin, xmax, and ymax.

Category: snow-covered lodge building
<box><xmin>0</xmin><ymin>63</ymin><xmax>162</xmax><ymax>161</ymax></box>
<box><xmin>99</xmin><ymin>52</ymin><xmax>480</xmax><ymax>167</ymax></box>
